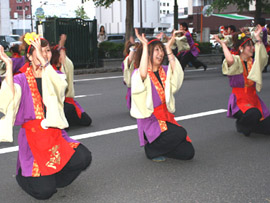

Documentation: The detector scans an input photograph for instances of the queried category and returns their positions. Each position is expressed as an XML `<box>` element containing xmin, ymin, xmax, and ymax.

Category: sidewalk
<box><xmin>74</xmin><ymin>53</ymin><xmax>223</xmax><ymax>75</ymax></box>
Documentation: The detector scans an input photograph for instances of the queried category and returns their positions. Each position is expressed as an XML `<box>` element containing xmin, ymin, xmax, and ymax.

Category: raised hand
<box><xmin>166</xmin><ymin>29</ymin><xmax>180</xmax><ymax>49</ymax></box>
<box><xmin>29</xmin><ymin>37</ymin><xmax>46</xmax><ymax>66</ymax></box>
<box><xmin>59</xmin><ymin>34</ymin><xmax>67</xmax><ymax>47</ymax></box>
<box><xmin>135</xmin><ymin>28</ymin><xmax>148</xmax><ymax>46</ymax></box>
<box><xmin>254</xmin><ymin>24</ymin><xmax>262</xmax><ymax>41</ymax></box>
<box><xmin>0</xmin><ymin>46</ymin><xmax>12</xmax><ymax>68</ymax></box>
<box><xmin>213</xmin><ymin>34</ymin><xmax>223</xmax><ymax>44</ymax></box>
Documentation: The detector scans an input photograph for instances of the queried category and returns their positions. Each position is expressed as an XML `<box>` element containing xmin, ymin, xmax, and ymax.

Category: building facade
<box><xmin>0</xmin><ymin>0</ymin><xmax>11</xmax><ymax>35</ymax></box>
<box><xmin>92</xmin><ymin>0</ymin><xmax>160</xmax><ymax>35</ymax></box>
<box><xmin>10</xmin><ymin>0</ymin><xmax>32</xmax><ymax>35</ymax></box>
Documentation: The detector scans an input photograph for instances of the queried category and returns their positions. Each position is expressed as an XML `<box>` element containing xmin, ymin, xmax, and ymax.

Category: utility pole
<box><xmin>174</xmin><ymin>0</ymin><xmax>178</xmax><ymax>30</ymax></box>
<box><xmin>30</xmin><ymin>0</ymin><xmax>33</xmax><ymax>31</ymax></box>
<box><xmin>140</xmin><ymin>0</ymin><xmax>143</xmax><ymax>33</ymax></box>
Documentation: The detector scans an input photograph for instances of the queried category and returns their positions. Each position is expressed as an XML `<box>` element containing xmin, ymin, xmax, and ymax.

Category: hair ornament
<box><xmin>148</xmin><ymin>39</ymin><xmax>160</xmax><ymax>45</ymax></box>
<box><xmin>24</xmin><ymin>32</ymin><xmax>40</xmax><ymax>45</ymax></box>
<box><xmin>238</xmin><ymin>33</ymin><xmax>246</xmax><ymax>40</ymax></box>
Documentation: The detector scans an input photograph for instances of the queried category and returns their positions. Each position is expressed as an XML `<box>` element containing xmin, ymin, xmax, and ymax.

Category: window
<box><xmin>167</xmin><ymin>3</ymin><xmax>169</xmax><ymax>6</ymax></box>
<box><xmin>204</xmin><ymin>0</ymin><xmax>213</xmax><ymax>5</ymax></box>
<box><xmin>184</xmin><ymin>7</ymin><xmax>188</xmax><ymax>15</ymax></box>
<box><xmin>160</xmin><ymin>10</ymin><xmax>162</xmax><ymax>13</ymax></box>
<box><xmin>25</xmin><ymin>0</ymin><xmax>30</xmax><ymax>2</ymax></box>
<box><xmin>167</xmin><ymin>10</ymin><xmax>169</xmax><ymax>14</ymax></box>
<box><xmin>17</xmin><ymin>6</ymin><xmax>23</xmax><ymax>10</ymax></box>
<box><xmin>163</xmin><ymin>10</ymin><xmax>165</xmax><ymax>14</ymax></box>
<box><xmin>25</xmin><ymin>6</ymin><xmax>29</xmax><ymax>11</ymax></box>
<box><xmin>163</xmin><ymin>3</ymin><xmax>165</xmax><ymax>6</ymax></box>
<box><xmin>16</xmin><ymin>0</ymin><xmax>22</xmax><ymax>3</ymax></box>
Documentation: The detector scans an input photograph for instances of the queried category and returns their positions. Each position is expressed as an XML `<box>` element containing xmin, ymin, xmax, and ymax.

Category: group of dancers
<box><xmin>122</xmin><ymin>22</ymin><xmax>270</xmax><ymax>160</ymax></box>
<box><xmin>0</xmin><ymin>18</ymin><xmax>270</xmax><ymax>199</ymax></box>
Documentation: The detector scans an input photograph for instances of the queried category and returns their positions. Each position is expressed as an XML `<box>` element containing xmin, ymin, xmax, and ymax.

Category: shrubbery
<box><xmin>98</xmin><ymin>41</ymin><xmax>125</xmax><ymax>59</ymax></box>
<box><xmin>98</xmin><ymin>41</ymin><xmax>220</xmax><ymax>59</ymax></box>
<box><xmin>196</xmin><ymin>42</ymin><xmax>213</xmax><ymax>54</ymax></box>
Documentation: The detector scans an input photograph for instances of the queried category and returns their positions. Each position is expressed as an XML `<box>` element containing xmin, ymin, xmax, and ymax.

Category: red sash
<box><xmin>153</xmin><ymin>103</ymin><xmax>192</xmax><ymax>143</ymax></box>
<box><xmin>232</xmin><ymin>87</ymin><xmax>263</xmax><ymax>118</ymax></box>
<box><xmin>65</xmin><ymin>97</ymin><xmax>82</xmax><ymax>118</ymax></box>
<box><xmin>22</xmin><ymin>119</ymin><xmax>75</xmax><ymax>176</ymax></box>
<box><xmin>153</xmin><ymin>103</ymin><xmax>179</xmax><ymax>126</ymax></box>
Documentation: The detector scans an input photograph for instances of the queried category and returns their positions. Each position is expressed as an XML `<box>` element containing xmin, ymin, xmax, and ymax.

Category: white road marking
<box><xmin>185</xmin><ymin>67</ymin><xmax>217</xmax><ymax>72</ymax></box>
<box><xmin>0</xmin><ymin>109</ymin><xmax>227</xmax><ymax>155</ymax></box>
<box><xmin>73</xmin><ymin>68</ymin><xmax>218</xmax><ymax>83</ymax></box>
<box><xmin>74</xmin><ymin>94</ymin><xmax>102</xmax><ymax>98</ymax></box>
<box><xmin>74</xmin><ymin>76</ymin><xmax>123</xmax><ymax>82</ymax></box>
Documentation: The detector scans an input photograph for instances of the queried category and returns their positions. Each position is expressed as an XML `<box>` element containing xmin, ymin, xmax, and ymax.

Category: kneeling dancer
<box><xmin>130</xmin><ymin>29</ymin><xmax>195</xmax><ymax>161</ymax></box>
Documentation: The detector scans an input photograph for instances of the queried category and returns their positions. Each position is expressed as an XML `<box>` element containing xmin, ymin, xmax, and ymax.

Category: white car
<box><xmin>209</xmin><ymin>34</ymin><xmax>220</xmax><ymax>49</ymax></box>
<box><xmin>0</xmin><ymin>35</ymin><xmax>21</xmax><ymax>50</ymax></box>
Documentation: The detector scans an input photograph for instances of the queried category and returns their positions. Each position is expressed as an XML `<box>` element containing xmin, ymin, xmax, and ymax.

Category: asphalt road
<box><xmin>1</xmin><ymin>65</ymin><xmax>270</xmax><ymax>203</ymax></box>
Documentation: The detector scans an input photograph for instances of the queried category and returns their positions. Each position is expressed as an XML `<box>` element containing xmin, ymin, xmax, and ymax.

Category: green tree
<box><xmin>211</xmin><ymin>0</ymin><xmax>270</xmax><ymax>22</ymax></box>
<box><xmin>75</xmin><ymin>6</ymin><xmax>89</xmax><ymax>19</ymax></box>
<box><xmin>93</xmin><ymin>0</ymin><xmax>134</xmax><ymax>42</ymax></box>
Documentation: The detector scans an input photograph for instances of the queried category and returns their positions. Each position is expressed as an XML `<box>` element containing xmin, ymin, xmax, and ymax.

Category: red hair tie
<box><xmin>27</xmin><ymin>45</ymin><xmax>31</xmax><ymax>53</ymax></box>
<box><xmin>148</xmin><ymin>39</ymin><xmax>160</xmax><ymax>45</ymax></box>
<box><xmin>27</xmin><ymin>37</ymin><xmax>49</xmax><ymax>53</ymax></box>
<box><xmin>239</xmin><ymin>38</ymin><xmax>252</xmax><ymax>49</ymax></box>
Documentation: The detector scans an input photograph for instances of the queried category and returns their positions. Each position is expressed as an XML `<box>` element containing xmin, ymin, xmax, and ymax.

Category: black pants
<box><xmin>64</xmin><ymin>102</ymin><xmax>92</xmax><ymax>126</ymax></box>
<box><xmin>178</xmin><ymin>52</ymin><xmax>206</xmax><ymax>70</ymax></box>
<box><xmin>144</xmin><ymin>122</ymin><xmax>195</xmax><ymax>160</ymax></box>
<box><xmin>16</xmin><ymin>144</ymin><xmax>92</xmax><ymax>200</ymax></box>
<box><xmin>234</xmin><ymin>108</ymin><xmax>270</xmax><ymax>136</ymax></box>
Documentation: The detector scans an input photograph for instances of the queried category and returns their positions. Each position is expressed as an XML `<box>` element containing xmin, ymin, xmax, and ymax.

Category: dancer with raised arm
<box><xmin>122</xmin><ymin>36</ymin><xmax>137</xmax><ymax>110</ymax></box>
<box><xmin>51</xmin><ymin>34</ymin><xmax>92</xmax><ymax>127</ymax></box>
<box><xmin>0</xmin><ymin>33</ymin><xmax>92</xmax><ymax>200</ymax></box>
<box><xmin>177</xmin><ymin>22</ymin><xmax>207</xmax><ymax>71</ymax></box>
<box><xmin>131</xmin><ymin>29</ymin><xmax>194</xmax><ymax>162</ymax></box>
<box><xmin>214</xmin><ymin>25</ymin><xmax>270</xmax><ymax>136</ymax></box>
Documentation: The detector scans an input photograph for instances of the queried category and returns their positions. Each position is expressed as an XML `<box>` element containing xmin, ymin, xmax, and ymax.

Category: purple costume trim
<box><xmin>262</xmin><ymin>27</ymin><xmax>268</xmax><ymax>47</ymax></box>
<box><xmin>135</xmin><ymin>65</ymin><xmax>170</xmax><ymax>146</ymax></box>
<box><xmin>13</xmin><ymin>73</ymin><xmax>79</xmax><ymax>177</ymax></box>
<box><xmin>12</xmin><ymin>56</ymin><xmax>25</xmax><ymax>74</ymax></box>
<box><xmin>73</xmin><ymin>99</ymin><xmax>85</xmax><ymax>113</ymax></box>
<box><xmin>185</xmin><ymin>32</ymin><xmax>199</xmax><ymax>57</ymax></box>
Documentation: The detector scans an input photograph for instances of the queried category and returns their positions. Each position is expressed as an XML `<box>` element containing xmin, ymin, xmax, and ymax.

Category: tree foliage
<box><xmin>75</xmin><ymin>6</ymin><xmax>89</xmax><ymax>19</ymax></box>
<box><xmin>211</xmin><ymin>0</ymin><xmax>270</xmax><ymax>21</ymax></box>
<box><xmin>93</xmin><ymin>0</ymin><xmax>120</xmax><ymax>8</ymax></box>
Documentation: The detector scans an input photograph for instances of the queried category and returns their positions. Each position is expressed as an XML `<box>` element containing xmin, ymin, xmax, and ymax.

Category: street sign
<box><xmin>35</xmin><ymin>7</ymin><xmax>45</xmax><ymax>19</ymax></box>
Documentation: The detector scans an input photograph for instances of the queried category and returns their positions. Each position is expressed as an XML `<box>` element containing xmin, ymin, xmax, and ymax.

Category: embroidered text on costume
<box><xmin>45</xmin><ymin>145</ymin><xmax>61</xmax><ymax>169</ymax></box>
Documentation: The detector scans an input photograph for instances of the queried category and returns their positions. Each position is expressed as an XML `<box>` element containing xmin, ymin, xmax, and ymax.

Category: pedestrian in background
<box><xmin>97</xmin><ymin>25</ymin><xmax>107</xmax><ymax>46</ymax></box>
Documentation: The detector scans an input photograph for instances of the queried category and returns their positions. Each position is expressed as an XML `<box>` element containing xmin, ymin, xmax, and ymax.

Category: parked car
<box><xmin>0</xmin><ymin>35</ymin><xmax>22</xmax><ymax>50</ymax></box>
<box><xmin>106</xmin><ymin>34</ymin><xmax>125</xmax><ymax>44</ymax></box>
<box><xmin>10</xmin><ymin>34</ymin><xmax>20</xmax><ymax>41</ymax></box>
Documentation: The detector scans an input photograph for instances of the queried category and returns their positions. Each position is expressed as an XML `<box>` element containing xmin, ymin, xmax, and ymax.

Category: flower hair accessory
<box><xmin>24</xmin><ymin>32</ymin><xmax>40</xmax><ymax>45</ymax></box>
<box><xmin>238</xmin><ymin>33</ymin><xmax>246</xmax><ymax>40</ymax></box>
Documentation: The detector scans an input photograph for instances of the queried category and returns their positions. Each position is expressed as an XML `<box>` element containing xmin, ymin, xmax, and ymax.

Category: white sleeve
<box><xmin>0</xmin><ymin>81</ymin><xmax>21</xmax><ymax>142</ymax></box>
<box><xmin>130</xmin><ymin>69</ymin><xmax>153</xmax><ymax>119</ymax></box>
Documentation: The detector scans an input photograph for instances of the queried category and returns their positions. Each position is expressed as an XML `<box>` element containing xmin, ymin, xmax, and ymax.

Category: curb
<box><xmin>74</xmin><ymin>54</ymin><xmax>223</xmax><ymax>75</ymax></box>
